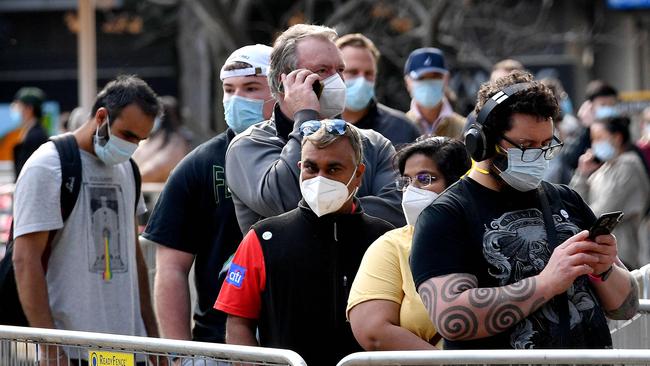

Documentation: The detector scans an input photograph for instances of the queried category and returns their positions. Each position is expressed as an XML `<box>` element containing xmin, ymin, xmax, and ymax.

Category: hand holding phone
<box><xmin>588</xmin><ymin>211</ymin><xmax>623</xmax><ymax>240</ymax></box>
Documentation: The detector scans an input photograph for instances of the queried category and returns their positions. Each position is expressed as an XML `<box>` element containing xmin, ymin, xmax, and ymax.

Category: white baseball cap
<box><xmin>219</xmin><ymin>44</ymin><xmax>273</xmax><ymax>80</ymax></box>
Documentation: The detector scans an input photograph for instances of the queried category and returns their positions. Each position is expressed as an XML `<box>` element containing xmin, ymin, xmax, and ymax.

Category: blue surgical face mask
<box><xmin>0</xmin><ymin>106</ymin><xmax>23</xmax><ymax>138</ymax></box>
<box><xmin>9</xmin><ymin>107</ymin><xmax>22</xmax><ymax>125</ymax></box>
<box><xmin>223</xmin><ymin>95</ymin><xmax>265</xmax><ymax>133</ymax></box>
<box><xmin>93</xmin><ymin>118</ymin><xmax>139</xmax><ymax>166</ymax></box>
<box><xmin>560</xmin><ymin>97</ymin><xmax>573</xmax><ymax>116</ymax></box>
<box><xmin>412</xmin><ymin>79</ymin><xmax>444</xmax><ymax>108</ymax></box>
<box><xmin>496</xmin><ymin>148</ymin><xmax>549</xmax><ymax>192</ymax></box>
<box><xmin>594</xmin><ymin>105</ymin><xmax>618</xmax><ymax>120</ymax></box>
<box><xmin>344</xmin><ymin>77</ymin><xmax>375</xmax><ymax>112</ymax></box>
<box><xmin>592</xmin><ymin>140</ymin><xmax>616</xmax><ymax>162</ymax></box>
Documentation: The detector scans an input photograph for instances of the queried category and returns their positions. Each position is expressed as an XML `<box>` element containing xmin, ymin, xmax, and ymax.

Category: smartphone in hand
<box><xmin>312</xmin><ymin>80</ymin><xmax>323</xmax><ymax>98</ymax></box>
<box><xmin>588</xmin><ymin>211</ymin><xmax>624</xmax><ymax>240</ymax></box>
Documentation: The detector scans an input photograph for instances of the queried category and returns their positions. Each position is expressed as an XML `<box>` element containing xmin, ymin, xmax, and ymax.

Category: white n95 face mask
<box><xmin>401</xmin><ymin>185</ymin><xmax>439</xmax><ymax>226</ymax></box>
<box><xmin>319</xmin><ymin>73</ymin><xmax>347</xmax><ymax>118</ymax></box>
<box><xmin>300</xmin><ymin>166</ymin><xmax>358</xmax><ymax>217</ymax></box>
<box><xmin>497</xmin><ymin>148</ymin><xmax>549</xmax><ymax>192</ymax></box>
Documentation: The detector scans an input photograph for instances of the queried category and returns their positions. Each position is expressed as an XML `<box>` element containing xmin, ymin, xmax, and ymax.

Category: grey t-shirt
<box><xmin>14</xmin><ymin>141</ymin><xmax>147</xmax><ymax>340</ymax></box>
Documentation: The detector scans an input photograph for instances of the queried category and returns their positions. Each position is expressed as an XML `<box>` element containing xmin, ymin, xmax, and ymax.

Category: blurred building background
<box><xmin>0</xmin><ymin>0</ymin><xmax>649</xmax><ymax>142</ymax></box>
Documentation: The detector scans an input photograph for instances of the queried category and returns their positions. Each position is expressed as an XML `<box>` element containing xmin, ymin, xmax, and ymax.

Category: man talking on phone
<box><xmin>225</xmin><ymin>24</ymin><xmax>404</xmax><ymax>233</ymax></box>
<box><xmin>411</xmin><ymin>71</ymin><xmax>638</xmax><ymax>350</ymax></box>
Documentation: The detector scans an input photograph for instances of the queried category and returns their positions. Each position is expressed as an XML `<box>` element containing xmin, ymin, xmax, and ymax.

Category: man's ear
<box><xmin>297</xmin><ymin>160</ymin><xmax>302</xmax><ymax>169</ymax></box>
<box><xmin>353</xmin><ymin>163</ymin><xmax>366</xmax><ymax>189</ymax></box>
<box><xmin>94</xmin><ymin>107</ymin><xmax>109</xmax><ymax>127</ymax></box>
<box><xmin>356</xmin><ymin>163</ymin><xmax>366</xmax><ymax>178</ymax></box>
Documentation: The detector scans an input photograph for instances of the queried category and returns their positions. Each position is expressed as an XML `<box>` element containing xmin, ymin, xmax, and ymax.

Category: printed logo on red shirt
<box><xmin>226</xmin><ymin>263</ymin><xmax>246</xmax><ymax>288</ymax></box>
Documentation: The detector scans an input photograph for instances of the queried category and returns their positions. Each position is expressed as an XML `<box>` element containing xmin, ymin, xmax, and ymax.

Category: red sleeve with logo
<box><xmin>214</xmin><ymin>230</ymin><xmax>266</xmax><ymax>319</ymax></box>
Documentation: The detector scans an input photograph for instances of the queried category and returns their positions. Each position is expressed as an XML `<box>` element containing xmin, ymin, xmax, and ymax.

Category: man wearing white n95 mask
<box><xmin>216</xmin><ymin>119</ymin><xmax>394</xmax><ymax>366</ymax></box>
<box><xmin>225</xmin><ymin>24</ymin><xmax>405</xmax><ymax>234</ymax></box>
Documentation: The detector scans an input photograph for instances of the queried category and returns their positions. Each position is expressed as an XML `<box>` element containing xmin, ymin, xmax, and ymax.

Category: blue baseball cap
<box><xmin>404</xmin><ymin>47</ymin><xmax>448</xmax><ymax>79</ymax></box>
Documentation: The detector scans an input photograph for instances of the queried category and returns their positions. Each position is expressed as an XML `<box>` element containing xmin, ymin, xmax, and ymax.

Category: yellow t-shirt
<box><xmin>347</xmin><ymin>225</ymin><xmax>437</xmax><ymax>342</ymax></box>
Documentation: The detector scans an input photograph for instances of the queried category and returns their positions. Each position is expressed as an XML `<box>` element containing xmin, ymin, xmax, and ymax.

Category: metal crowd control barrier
<box><xmin>611</xmin><ymin>299</ymin><xmax>650</xmax><ymax>348</ymax></box>
<box><xmin>0</xmin><ymin>325</ymin><xmax>307</xmax><ymax>366</ymax></box>
<box><xmin>336</xmin><ymin>349</ymin><xmax>650</xmax><ymax>365</ymax></box>
<box><xmin>337</xmin><ymin>300</ymin><xmax>650</xmax><ymax>366</ymax></box>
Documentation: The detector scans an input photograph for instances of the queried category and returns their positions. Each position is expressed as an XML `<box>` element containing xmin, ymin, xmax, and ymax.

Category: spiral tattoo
<box><xmin>418</xmin><ymin>282</ymin><xmax>437</xmax><ymax>317</ymax></box>
<box><xmin>438</xmin><ymin>306</ymin><xmax>479</xmax><ymax>340</ymax></box>
<box><xmin>502</xmin><ymin>277</ymin><xmax>536</xmax><ymax>302</ymax></box>
<box><xmin>441</xmin><ymin>274</ymin><xmax>478</xmax><ymax>302</ymax></box>
<box><xmin>468</xmin><ymin>287</ymin><xmax>498</xmax><ymax>308</ymax></box>
<box><xmin>485</xmin><ymin>304</ymin><xmax>525</xmax><ymax>335</ymax></box>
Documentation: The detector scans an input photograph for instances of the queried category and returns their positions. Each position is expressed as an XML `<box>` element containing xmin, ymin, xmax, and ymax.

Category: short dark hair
<box><xmin>91</xmin><ymin>75</ymin><xmax>161</xmax><ymax>123</ymax></box>
<box><xmin>596</xmin><ymin>116</ymin><xmax>631</xmax><ymax>145</ymax></box>
<box><xmin>474</xmin><ymin>71</ymin><xmax>559</xmax><ymax>138</ymax></box>
<box><xmin>395</xmin><ymin>136</ymin><xmax>471</xmax><ymax>186</ymax></box>
<box><xmin>585</xmin><ymin>80</ymin><xmax>618</xmax><ymax>101</ymax></box>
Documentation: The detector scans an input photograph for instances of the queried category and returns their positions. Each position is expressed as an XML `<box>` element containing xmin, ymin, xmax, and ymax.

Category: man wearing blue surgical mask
<box><xmin>13</xmin><ymin>76</ymin><xmax>162</xmax><ymax>363</ymax></box>
<box><xmin>220</xmin><ymin>44</ymin><xmax>275</xmax><ymax>133</ymax></box>
<box><xmin>404</xmin><ymin>47</ymin><xmax>465</xmax><ymax>139</ymax></box>
<box><xmin>143</xmin><ymin>44</ymin><xmax>273</xmax><ymax>354</ymax></box>
<box><xmin>9</xmin><ymin>87</ymin><xmax>50</xmax><ymax>179</ymax></box>
<box><xmin>336</xmin><ymin>33</ymin><xmax>419</xmax><ymax>145</ymax></box>
<box><xmin>411</xmin><ymin>71</ymin><xmax>638</xmax><ymax>350</ymax></box>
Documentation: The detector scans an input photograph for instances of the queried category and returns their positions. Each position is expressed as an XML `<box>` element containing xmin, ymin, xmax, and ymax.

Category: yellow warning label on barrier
<box><xmin>88</xmin><ymin>350</ymin><xmax>134</xmax><ymax>366</ymax></box>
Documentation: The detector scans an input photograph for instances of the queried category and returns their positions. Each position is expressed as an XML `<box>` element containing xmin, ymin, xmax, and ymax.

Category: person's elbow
<box><xmin>349</xmin><ymin>303</ymin><xmax>395</xmax><ymax>351</ymax></box>
<box><xmin>225</xmin><ymin>315</ymin><xmax>258</xmax><ymax>346</ymax></box>
<box><xmin>12</xmin><ymin>239</ymin><xmax>43</xmax><ymax>278</ymax></box>
<box><xmin>350</xmin><ymin>317</ymin><xmax>386</xmax><ymax>351</ymax></box>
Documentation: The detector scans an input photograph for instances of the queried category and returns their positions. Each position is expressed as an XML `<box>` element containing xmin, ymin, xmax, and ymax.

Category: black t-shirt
<box><xmin>143</xmin><ymin>129</ymin><xmax>242</xmax><ymax>342</ymax></box>
<box><xmin>14</xmin><ymin>123</ymin><xmax>49</xmax><ymax>179</ymax></box>
<box><xmin>411</xmin><ymin>177</ymin><xmax>611</xmax><ymax>349</ymax></box>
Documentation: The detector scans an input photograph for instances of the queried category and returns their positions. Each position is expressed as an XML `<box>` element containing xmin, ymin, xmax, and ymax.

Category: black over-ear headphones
<box><xmin>464</xmin><ymin>82</ymin><xmax>533</xmax><ymax>162</ymax></box>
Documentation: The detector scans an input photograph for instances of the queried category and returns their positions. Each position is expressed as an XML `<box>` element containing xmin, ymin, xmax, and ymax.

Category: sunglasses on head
<box><xmin>299</xmin><ymin>119</ymin><xmax>348</xmax><ymax>137</ymax></box>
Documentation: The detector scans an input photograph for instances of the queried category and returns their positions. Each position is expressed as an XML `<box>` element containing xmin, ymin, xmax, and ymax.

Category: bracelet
<box><xmin>588</xmin><ymin>265</ymin><xmax>614</xmax><ymax>282</ymax></box>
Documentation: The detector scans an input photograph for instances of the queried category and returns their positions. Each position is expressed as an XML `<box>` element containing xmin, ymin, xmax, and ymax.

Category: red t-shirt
<box><xmin>214</xmin><ymin>230</ymin><xmax>266</xmax><ymax>319</ymax></box>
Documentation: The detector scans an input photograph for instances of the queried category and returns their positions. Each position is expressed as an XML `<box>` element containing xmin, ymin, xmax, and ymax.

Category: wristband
<box><xmin>589</xmin><ymin>265</ymin><xmax>613</xmax><ymax>282</ymax></box>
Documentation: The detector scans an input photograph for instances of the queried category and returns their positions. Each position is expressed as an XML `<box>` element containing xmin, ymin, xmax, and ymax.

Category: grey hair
<box><xmin>301</xmin><ymin>121</ymin><xmax>364</xmax><ymax>165</ymax></box>
<box><xmin>268</xmin><ymin>24</ymin><xmax>338</xmax><ymax>100</ymax></box>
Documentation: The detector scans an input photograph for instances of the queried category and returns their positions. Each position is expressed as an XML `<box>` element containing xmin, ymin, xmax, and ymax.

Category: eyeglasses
<box><xmin>299</xmin><ymin>119</ymin><xmax>348</xmax><ymax>137</ymax></box>
<box><xmin>395</xmin><ymin>174</ymin><xmax>438</xmax><ymax>191</ymax></box>
<box><xmin>499</xmin><ymin>134</ymin><xmax>564</xmax><ymax>162</ymax></box>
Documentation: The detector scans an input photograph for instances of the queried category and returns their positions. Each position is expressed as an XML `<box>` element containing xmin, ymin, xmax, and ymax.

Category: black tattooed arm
<box><xmin>417</xmin><ymin>231</ymin><xmax>603</xmax><ymax>341</ymax></box>
<box><xmin>417</xmin><ymin>274</ymin><xmax>549</xmax><ymax>341</ymax></box>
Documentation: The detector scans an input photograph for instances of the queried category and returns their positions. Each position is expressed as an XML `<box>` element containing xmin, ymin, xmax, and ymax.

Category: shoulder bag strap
<box><xmin>537</xmin><ymin>183</ymin><xmax>571</xmax><ymax>344</ymax></box>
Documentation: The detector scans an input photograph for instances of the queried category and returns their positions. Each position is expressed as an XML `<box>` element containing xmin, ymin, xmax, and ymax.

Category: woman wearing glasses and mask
<box><xmin>346</xmin><ymin>136</ymin><xmax>471</xmax><ymax>350</ymax></box>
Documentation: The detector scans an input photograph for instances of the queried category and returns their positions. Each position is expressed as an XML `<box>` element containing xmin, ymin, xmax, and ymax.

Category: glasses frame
<box><xmin>395</xmin><ymin>173</ymin><xmax>438</xmax><ymax>191</ymax></box>
<box><xmin>299</xmin><ymin>119</ymin><xmax>348</xmax><ymax>137</ymax></box>
<box><xmin>499</xmin><ymin>134</ymin><xmax>564</xmax><ymax>162</ymax></box>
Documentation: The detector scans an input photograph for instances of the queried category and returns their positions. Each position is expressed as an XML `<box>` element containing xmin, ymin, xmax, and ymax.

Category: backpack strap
<box><xmin>50</xmin><ymin>133</ymin><xmax>82</xmax><ymax>221</ymax></box>
<box><xmin>128</xmin><ymin>158</ymin><xmax>141</xmax><ymax>214</ymax></box>
<box><xmin>537</xmin><ymin>182</ymin><xmax>570</xmax><ymax>345</ymax></box>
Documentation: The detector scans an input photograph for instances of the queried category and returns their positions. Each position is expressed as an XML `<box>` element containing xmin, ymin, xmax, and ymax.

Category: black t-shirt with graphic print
<box><xmin>410</xmin><ymin>177</ymin><xmax>611</xmax><ymax>350</ymax></box>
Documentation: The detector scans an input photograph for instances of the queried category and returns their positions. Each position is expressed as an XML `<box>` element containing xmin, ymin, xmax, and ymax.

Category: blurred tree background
<box><xmin>1</xmin><ymin>0</ymin><xmax>648</xmax><ymax>140</ymax></box>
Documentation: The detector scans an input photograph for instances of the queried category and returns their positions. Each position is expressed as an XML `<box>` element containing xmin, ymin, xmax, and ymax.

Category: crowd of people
<box><xmin>3</xmin><ymin>22</ymin><xmax>650</xmax><ymax>366</ymax></box>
